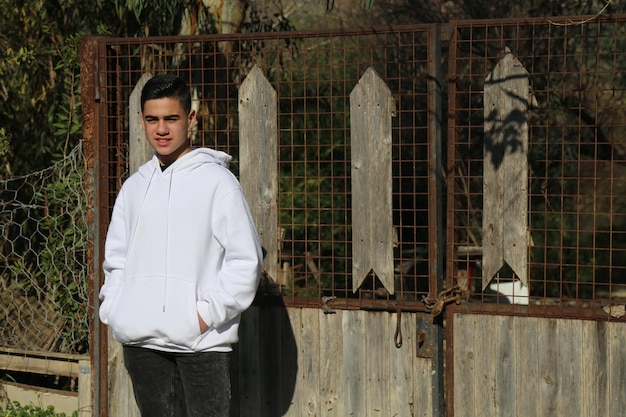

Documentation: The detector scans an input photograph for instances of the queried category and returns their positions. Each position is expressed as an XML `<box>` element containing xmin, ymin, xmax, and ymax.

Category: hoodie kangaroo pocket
<box><xmin>107</xmin><ymin>276</ymin><xmax>201</xmax><ymax>348</ymax></box>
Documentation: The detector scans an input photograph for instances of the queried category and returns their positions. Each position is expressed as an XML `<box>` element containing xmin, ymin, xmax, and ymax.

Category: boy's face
<box><xmin>141</xmin><ymin>97</ymin><xmax>196</xmax><ymax>166</ymax></box>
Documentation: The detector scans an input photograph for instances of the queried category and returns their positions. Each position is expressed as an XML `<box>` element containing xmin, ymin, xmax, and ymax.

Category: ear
<box><xmin>139</xmin><ymin>112</ymin><xmax>146</xmax><ymax>130</ymax></box>
<box><xmin>188</xmin><ymin>109</ymin><xmax>197</xmax><ymax>130</ymax></box>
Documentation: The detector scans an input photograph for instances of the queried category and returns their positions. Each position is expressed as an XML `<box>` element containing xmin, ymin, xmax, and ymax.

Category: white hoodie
<box><xmin>99</xmin><ymin>148</ymin><xmax>262</xmax><ymax>353</ymax></box>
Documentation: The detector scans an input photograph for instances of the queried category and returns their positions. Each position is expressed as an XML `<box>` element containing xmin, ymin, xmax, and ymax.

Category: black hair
<box><xmin>140</xmin><ymin>74</ymin><xmax>192</xmax><ymax>114</ymax></box>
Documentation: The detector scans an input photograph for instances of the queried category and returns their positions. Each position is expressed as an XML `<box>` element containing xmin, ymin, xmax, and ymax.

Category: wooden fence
<box><xmin>102</xmin><ymin>66</ymin><xmax>438</xmax><ymax>417</ymax></box>
<box><xmin>0</xmin><ymin>348</ymin><xmax>91</xmax><ymax>416</ymax></box>
<box><xmin>450</xmin><ymin>313</ymin><xmax>626</xmax><ymax>417</ymax></box>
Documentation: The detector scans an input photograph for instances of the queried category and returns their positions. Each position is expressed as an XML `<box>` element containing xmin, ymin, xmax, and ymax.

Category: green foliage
<box><xmin>0</xmin><ymin>0</ymin><xmax>91</xmax><ymax>353</ymax></box>
<box><xmin>0</xmin><ymin>0</ymin><xmax>104</xmax><ymax>354</ymax></box>
<box><xmin>0</xmin><ymin>128</ymin><xmax>10</xmax><ymax>158</ymax></box>
<box><xmin>121</xmin><ymin>0</ymin><xmax>184</xmax><ymax>35</ymax></box>
<box><xmin>48</xmin><ymin>32</ymin><xmax>83</xmax><ymax>157</ymax></box>
<box><xmin>0</xmin><ymin>0</ymin><xmax>106</xmax><ymax>176</ymax></box>
<box><xmin>2</xmin><ymin>402</ymin><xmax>77</xmax><ymax>417</ymax></box>
<box><xmin>38</xmin><ymin>166</ymin><xmax>89</xmax><ymax>353</ymax></box>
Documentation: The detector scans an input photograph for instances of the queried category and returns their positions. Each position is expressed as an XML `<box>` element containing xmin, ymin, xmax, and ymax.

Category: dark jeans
<box><xmin>123</xmin><ymin>345</ymin><xmax>231</xmax><ymax>417</ymax></box>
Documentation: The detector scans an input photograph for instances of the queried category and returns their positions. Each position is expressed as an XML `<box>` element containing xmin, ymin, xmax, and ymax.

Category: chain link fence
<box><xmin>0</xmin><ymin>143</ymin><xmax>90</xmax><ymax>354</ymax></box>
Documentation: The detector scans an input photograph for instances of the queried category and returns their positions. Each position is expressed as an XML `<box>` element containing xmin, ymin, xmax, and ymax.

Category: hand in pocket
<box><xmin>198</xmin><ymin>312</ymin><xmax>209</xmax><ymax>333</ymax></box>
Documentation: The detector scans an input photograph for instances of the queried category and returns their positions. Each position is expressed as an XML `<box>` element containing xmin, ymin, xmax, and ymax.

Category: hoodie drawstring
<box><xmin>162</xmin><ymin>170</ymin><xmax>174</xmax><ymax>312</ymax></box>
<box><xmin>127</xmin><ymin>166</ymin><xmax>156</xmax><ymax>262</ymax></box>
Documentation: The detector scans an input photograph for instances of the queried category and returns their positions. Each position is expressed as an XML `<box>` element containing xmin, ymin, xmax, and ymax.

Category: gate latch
<box><xmin>423</xmin><ymin>285</ymin><xmax>462</xmax><ymax>316</ymax></box>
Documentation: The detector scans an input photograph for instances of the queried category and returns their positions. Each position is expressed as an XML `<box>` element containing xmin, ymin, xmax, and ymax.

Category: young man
<box><xmin>99</xmin><ymin>74</ymin><xmax>263</xmax><ymax>417</ymax></box>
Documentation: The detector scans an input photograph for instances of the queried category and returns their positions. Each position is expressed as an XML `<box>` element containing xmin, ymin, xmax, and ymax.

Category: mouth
<box><xmin>154</xmin><ymin>138</ymin><xmax>171</xmax><ymax>146</ymax></box>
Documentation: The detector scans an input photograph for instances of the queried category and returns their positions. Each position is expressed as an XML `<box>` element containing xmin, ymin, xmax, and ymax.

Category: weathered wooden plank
<box><xmin>535</xmin><ymin>318</ymin><xmax>558</xmax><ymax>415</ymax></box>
<box><xmin>301</xmin><ymin>308</ymin><xmax>321</xmax><ymax>417</ymax></box>
<box><xmin>482</xmin><ymin>59</ymin><xmax>505</xmax><ymax>289</ymax></box>
<box><xmin>557</xmin><ymin>320</ymin><xmax>583</xmax><ymax>416</ymax></box>
<box><xmin>239</xmin><ymin>65</ymin><xmax>279</xmax><ymax>283</ymax></box>
<box><xmin>0</xmin><ymin>353</ymin><xmax>80</xmax><ymax>378</ymax></box>
<box><xmin>452</xmin><ymin>313</ymin><xmax>476</xmax><ymax>417</ymax></box>
<box><xmin>342</xmin><ymin>310</ymin><xmax>367</xmax><ymax>416</ymax></box>
<box><xmin>129</xmin><ymin>73</ymin><xmax>154</xmax><ymax>173</ymax></box>
<box><xmin>494</xmin><ymin>315</ymin><xmax>515</xmax><ymax>417</ymax></box>
<box><xmin>389</xmin><ymin>312</ymin><xmax>420</xmax><ymax>417</ymax></box>
<box><xmin>581</xmin><ymin>321</ymin><xmax>609</xmax><ymax>417</ymax></box>
<box><xmin>483</xmin><ymin>48</ymin><xmax>529</xmax><ymax>289</ymax></box>
<box><xmin>366</xmin><ymin>311</ymin><xmax>388</xmax><ymax>416</ymax></box>
<box><xmin>0</xmin><ymin>347</ymin><xmax>85</xmax><ymax>362</ymax></box>
<box><xmin>271</xmin><ymin>308</ymin><xmax>430</xmax><ymax>417</ymax></box>
<box><xmin>473</xmin><ymin>314</ymin><xmax>498</xmax><ymax>416</ymax></box>
<box><xmin>0</xmin><ymin>349</ymin><xmax>90</xmax><ymax>416</ymax></box>
<box><xmin>453</xmin><ymin>314</ymin><xmax>626</xmax><ymax>417</ymax></box>
<box><xmin>1</xmin><ymin>381</ymin><xmax>77</xmax><ymax>415</ymax></box>
<box><xmin>78</xmin><ymin>359</ymin><xmax>92</xmax><ymax>417</ymax></box>
<box><xmin>350</xmin><ymin>67</ymin><xmax>395</xmax><ymax>294</ymax></box>
<box><xmin>513</xmin><ymin>316</ymin><xmax>539</xmax><ymax>417</ymax></box>
<box><xmin>413</xmin><ymin>356</ymin><xmax>433</xmax><ymax>417</ymax></box>
<box><xmin>319</xmin><ymin>310</ymin><xmax>344</xmax><ymax>417</ymax></box>
<box><xmin>608</xmin><ymin>321</ymin><xmax>626</xmax><ymax>417</ymax></box>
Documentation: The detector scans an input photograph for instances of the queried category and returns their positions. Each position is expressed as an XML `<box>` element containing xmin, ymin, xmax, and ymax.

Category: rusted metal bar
<box><xmin>79</xmin><ymin>34</ymin><xmax>106</xmax><ymax>417</ymax></box>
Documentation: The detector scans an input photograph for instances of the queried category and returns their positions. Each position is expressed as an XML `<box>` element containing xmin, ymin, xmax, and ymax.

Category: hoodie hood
<box><xmin>137</xmin><ymin>147</ymin><xmax>233</xmax><ymax>178</ymax></box>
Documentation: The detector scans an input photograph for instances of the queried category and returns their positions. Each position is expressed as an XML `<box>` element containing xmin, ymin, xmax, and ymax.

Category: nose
<box><xmin>156</xmin><ymin>120</ymin><xmax>168</xmax><ymax>135</ymax></box>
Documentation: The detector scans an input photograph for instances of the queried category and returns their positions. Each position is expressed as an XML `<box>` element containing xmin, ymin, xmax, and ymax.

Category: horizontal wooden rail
<box><xmin>0</xmin><ymin>347</ymin><xmax>92</xmax><ymax>416</ymax></box>
<box><xmin>0</xmin><ymin>347</ymin><xmax>86</xmax><ymax>378</ymax></box>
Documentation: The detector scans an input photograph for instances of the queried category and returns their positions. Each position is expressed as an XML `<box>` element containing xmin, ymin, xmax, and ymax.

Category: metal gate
<box><xmin>445</xmin><ymin>17</ymin><xmax>626</xmax><ymax>416</ymax></box>
<box><xmin>81</xmin><ymin>15</ymin><xmax>626</xmax><ymax>417</ymax></box>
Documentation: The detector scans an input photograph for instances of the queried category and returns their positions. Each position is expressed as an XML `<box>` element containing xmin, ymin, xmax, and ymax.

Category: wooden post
<box><xmin>78</xmin><ymin>359</ymin><xmax>92</xmax><ymax>417</ymax></box>
<box><xmin>350</xmin><ymin>67</ymin><xmax>395</xmax><ymax>294</ymax></box>
<box><xmin>482</xmin><ymin>48</ymin><xmax>530</xmax><ymax>289</ymax></box>
<box><xmin>129</xmin><ymin>73</ymin><xmax>154</xmax><ymax>173</ymax></box>
<box><xmin>238</xmin><ymin>65</ymin><xmax>278</xmax><ymax>284</ymax></box>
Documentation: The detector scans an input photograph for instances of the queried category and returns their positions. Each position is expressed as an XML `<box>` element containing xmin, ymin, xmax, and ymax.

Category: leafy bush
<box><xmin>2</xmin><ymin>401</ymin><xmax>77</xmax><ymax>417</ymax></box>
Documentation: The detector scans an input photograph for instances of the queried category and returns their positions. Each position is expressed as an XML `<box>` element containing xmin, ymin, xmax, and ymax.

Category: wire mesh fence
<box><xmin>447</xmin><ymin>16</ymin><xmax>626</xmax><ymax>316</ymax></box>
<box><xmin>0</xmin><ymin>143</ymin><xmax>90</xmax><ymax>354</ymax></box>
<box><xmin>81</xmin><ymin>15</ymin><xmax>626</xmax><ymax>320</ymax></box>
<box><xmin>88</xmin><ymin>26</ymin><xmax>438</xmax><ymax>312</ymax></box>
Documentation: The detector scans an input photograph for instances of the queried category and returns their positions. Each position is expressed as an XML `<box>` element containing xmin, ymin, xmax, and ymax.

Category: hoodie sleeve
<box><xmin>196</xmin><ymin>187</ymin><xmax>262</xmax><ymax>330</ymax></box>
<box><xmin>99</xmin><ymin>191</ymin><xmax>127</xmax><ymax>325</ymax></box>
